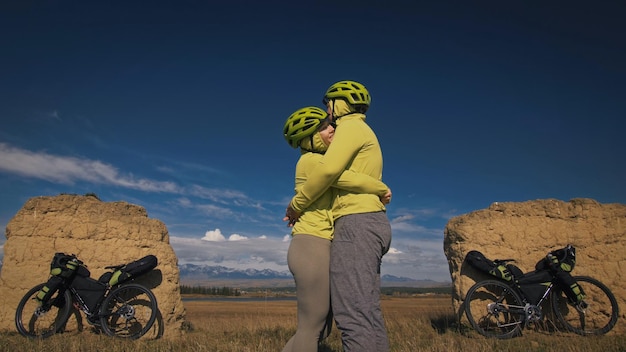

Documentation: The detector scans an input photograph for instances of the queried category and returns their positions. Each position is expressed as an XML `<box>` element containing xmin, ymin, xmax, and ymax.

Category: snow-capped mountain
<box><xmin>178</xmin><ymin>263</ymin><xmax>292</xmax><ymax>280</ymax></box>
<box><xmin>177</xmin><ymin>263</ymin><xmax>448</xmax><ymax>287</ymax></box>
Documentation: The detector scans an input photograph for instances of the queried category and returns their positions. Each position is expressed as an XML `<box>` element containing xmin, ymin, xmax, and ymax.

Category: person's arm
<box><xmin>289</xmin><ymin>121</ymin><xmax>362</xmax><ymax>213</ymax></box>
<box><xmin>335</xmin><ymin>170</ymin><xmax>391</xmax><ymax>205</ymax></box>
<box><xmin>333</xmin><ymin>169</ymin><xmax>388</xmax><ymax>195</ymax></box>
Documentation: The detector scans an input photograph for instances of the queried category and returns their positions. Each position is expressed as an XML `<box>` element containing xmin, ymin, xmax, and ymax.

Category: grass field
<box><xmin>1</xmin><ymin>294</ymin><xmax>624</xmax><ymax>352</ymax></box>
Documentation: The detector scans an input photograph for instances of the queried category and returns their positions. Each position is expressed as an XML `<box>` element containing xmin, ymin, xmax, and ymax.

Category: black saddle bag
<box><xmin>465</xmin><ymin>250</ymin><xmax>520</xmax><ymax>283</ymax></box>
<box><xmin>98</xmin><ymin>255</ymin><xmax>158</xmax><ymax>286</ymax></box>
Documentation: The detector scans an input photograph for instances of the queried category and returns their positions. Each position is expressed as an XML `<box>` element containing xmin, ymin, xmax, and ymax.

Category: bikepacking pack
<box><xmin>36</xmin><ymin>253</ymin><xmax>86</xmax><ymax>303</ymax></box>
<box><xmin>73</xmin><ymin>275</ymin><xmax>107</xmax><ymax>314</ymax></box>
<box><xmin>49</xmin><ymin>252</ymin><xmax>89</xmax><ymax>278</ymax></box>
<box><xmin>464</xmin><ymin>250</ymin><xmax>521</xmax><ymax>282</ymax></box>
<box><xmin>464</xmin><ymin>246</ymin><xmax>585</xmax><ymax>305</ymax></box>
<box><xmin>516</xmin><ymin>270</ymin><xmax>553</xmax><ymax>305</ymax></box>
<box><xmin>535</xmin><ymin>246</ymin><xmax>585</xmax><ymax>303</ymax></box>
<box><xmin>535</xmin><ymin>245</ymin><xmax>576</xmax><ymax>272</ymax></box>
<box><xmin>97</xmin><ymin>254</ymin><xmax>158</xmax><ymax>287</ymax></box>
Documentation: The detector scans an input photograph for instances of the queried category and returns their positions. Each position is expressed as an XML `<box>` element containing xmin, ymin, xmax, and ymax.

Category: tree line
<box><xmin>180</xmin><ymin>285</ymin><xmax>241</xmax><ymax>296</ymax></box>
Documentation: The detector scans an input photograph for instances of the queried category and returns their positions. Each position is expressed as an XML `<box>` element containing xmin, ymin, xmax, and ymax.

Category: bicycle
<box><xmin>463</xmin><ymin>245</ymin><xmax>619</xmax><ymax>339</ymax></box>
<box><xmin>15</xmin><ymin>253</ymin><xmax>159</xmax><ymax>340</ymax></box>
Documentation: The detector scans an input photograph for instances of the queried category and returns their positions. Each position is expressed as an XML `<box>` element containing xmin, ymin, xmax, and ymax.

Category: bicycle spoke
<box><xmin>15</xmin><ymin>284</ymin><xmax>72</xmax><ymax>338</ymax></box>
<box><xmin>552</xmin><ymin>276</ymin><xmax>618</xmax><ymax>335</ymax></box>
<box><xmin>464</xmin><ymin>280</ymin><xmax>524</xmax><ymax>339</ymax></box>
<box><xmin>99</xmin><ymin>284</ymin><xmax>158</xmax><ymax>339</ymax></box>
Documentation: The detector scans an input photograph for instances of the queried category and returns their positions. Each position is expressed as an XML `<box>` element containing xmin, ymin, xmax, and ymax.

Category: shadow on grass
<box><xmin>430</xmin><ymin>313</ymin><xmax>460</xmax><ymax>334</ymax></box>
<box><xmin>317</xmin><ymin>343</ymin><xmax>337</xmax><ymax>352</ymax></box>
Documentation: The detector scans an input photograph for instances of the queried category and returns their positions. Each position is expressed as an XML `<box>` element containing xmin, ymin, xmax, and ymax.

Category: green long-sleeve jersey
<box><xmin>291</xmin><ymin>147</ymin><xmax>388</xmax><ymax>240</ymax></box>
<box><xmin>290</xmin><ymin>113</ymin><xmax>387</xmax><ymax>221</ymax></box>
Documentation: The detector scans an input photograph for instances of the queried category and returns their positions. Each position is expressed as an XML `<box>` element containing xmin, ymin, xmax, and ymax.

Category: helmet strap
<box><xmin>301</xmin><ymin>135</ymin><xmax>324</xmax><ymax>154</ymax></box>
<box><xmin>329</xmin><ymin>99</ymin><xmax>340</xmax><ymax>121</ymax></box>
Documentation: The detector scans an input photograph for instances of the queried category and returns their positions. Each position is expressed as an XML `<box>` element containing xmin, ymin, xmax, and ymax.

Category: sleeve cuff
<box><xmin>290</xmin><ymin>199</ymin><xmax>303</xmax><ymax>213</ymax></box>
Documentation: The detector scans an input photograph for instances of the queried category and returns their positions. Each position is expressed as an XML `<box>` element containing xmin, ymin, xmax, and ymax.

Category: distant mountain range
<box><xmin>179</xmin><ymin>263</ymin><xmax>293</xmax><ymax>280</ymax></box>
<box><xmin>178</xmin><ymin>263</ymin><xmax>449</xmax><ymax>288</ymax></box>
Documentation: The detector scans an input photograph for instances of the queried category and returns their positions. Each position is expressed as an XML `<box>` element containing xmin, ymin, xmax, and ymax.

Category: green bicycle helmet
<box><xmin>283</xmin><ymin>106</ymin><xmax>328</xmax><ymax>148</ymax></box>
<box><xmin>323</xmin><ymin>80</ymin><xmax>371</xmax><ymax>107</ymax></box>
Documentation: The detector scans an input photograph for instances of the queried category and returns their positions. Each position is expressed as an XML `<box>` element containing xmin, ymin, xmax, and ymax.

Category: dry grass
<box><xmin>1</xmin><ymin>295</ymin><xmax>624</xmax><ymax>352</ymax></box>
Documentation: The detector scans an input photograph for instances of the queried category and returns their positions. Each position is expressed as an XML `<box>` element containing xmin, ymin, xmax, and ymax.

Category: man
<box><xmin>285</xmin><ymin>80</ymin><xmax>392</xmax><ymax>352</ymax></box>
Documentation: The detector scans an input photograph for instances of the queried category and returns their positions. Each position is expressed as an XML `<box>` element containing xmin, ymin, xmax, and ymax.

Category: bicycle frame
<box><xmin>67</xmin><ymin>285</ymin><xmax>110</xmax><ymax>319</ymax></box>
<box><xmin>498</xmin><ymin>281</ymin><xmax>556</xmax><ymax>328</ymax></box>
<box><xmin>518</xmin><ymin>280</ymin><xmax>555</xmax><ymax>308</ymax></box>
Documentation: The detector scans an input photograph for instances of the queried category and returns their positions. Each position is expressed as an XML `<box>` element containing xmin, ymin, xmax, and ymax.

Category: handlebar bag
<box><xmin>535</xmin><ymin>245</ymin><xmax>576</xmax><ymax>272</ymax></box>
<box><xmin>49</xmin><ymin>252</ymin><xmax>90</xmax><ymax>278</ymax></box>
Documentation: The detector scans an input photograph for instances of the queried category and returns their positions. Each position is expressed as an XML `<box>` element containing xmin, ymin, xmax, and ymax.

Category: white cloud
<box><xmin>0</xmin><ymin>143</ymin><xmax>180</xmax><ymax>192</ymax></box>
<box><xmin>196</xmin><ymin>204</ymin><xmax>238</xmax><ymax>218</ymax></box>
<box><xmin>202</xmin><ymin>229</ymin><xmax>227</xmax><ymax>242</ymax></box>
<box><xmin>381</xmin><ymin>238</ymin><xmax>449</xmax><ymax>281</ymax></box>
<box><xmin>392</xmin><ymin>207</ymin><xmax>439</xmax><ymax>220</ymax></box>
<box><xmin>201</xmin><ymin>229</ymin><xmax>251</xmax><ymax>242</ymax></box>
<box><xmin>228</xmin><ymin>234</ymin><xmax>248</xmax><ymax>241</ymax></box>
<box><xmin>0</xmin><ymin>144</ymin><xmax>252</xmax><ymax>203</ymax></box>
<box><xmin>387</xmin><ymin>247</ymin><xmax>402</xmax><ymax>254</ymax></box>
<box><xmin>170</xmin><ymin>235</ymin><xmax>290</xmax><ymax>271</ymax></box>
<box><xmin>388</xmin><ymin>212</ymin><xmax>444</xmax><ymax>239</ymax></box>
<box><xmin>391</xmin><ymin>214</ymin><xmax>415</xmax><ymax>223</ymax></box>
<box><xmin>189</xmin><ymin>184</ymin><xmax>249</xmax><ymax>203</ymax></box>
<box><xmin>50</xmin><ymin>110</ymin><xmax>61</xmax><ymax>121</ymax></box>
<box><xmin>175</xmin><ymin>197</ymin><xmax>193</xmax><ymax>207</ymax></box>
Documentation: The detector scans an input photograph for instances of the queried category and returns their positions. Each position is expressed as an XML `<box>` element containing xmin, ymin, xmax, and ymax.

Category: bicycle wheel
<box><xmin>98</xmin><ymin>283</ymin><xmax>158</xmax><ymax>339</ymax></box>
<box><xmin>552</xmin><ymin>276</ymin><xmax>619</xmax><ymax>335</ymax></box>
<box><xmin>464</xmin><ymin>280</ymin><xmax>525</xmax><ymax>339</ymax></box>
<box><xmin>15</xmin><ymin>283</ymin><xmax>72</xmax><ymax>338</ymax></box>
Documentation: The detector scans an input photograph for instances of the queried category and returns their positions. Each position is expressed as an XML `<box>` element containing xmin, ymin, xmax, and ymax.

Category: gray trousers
<box><xmin>330</xmin><ymin>211</ymin><xmax>392</xmax><ymax>352</ymax></box>
<box><xmin>282</xmin><ymin>234</ymin><xmax>331</xmax><ymax>352</ymax></box>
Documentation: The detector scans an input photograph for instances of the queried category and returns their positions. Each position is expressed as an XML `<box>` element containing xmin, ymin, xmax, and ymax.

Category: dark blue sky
<box><xmin>1</xmin><ymin>1</ymin><xmax>624</xmax><ymax>281</ymax></box>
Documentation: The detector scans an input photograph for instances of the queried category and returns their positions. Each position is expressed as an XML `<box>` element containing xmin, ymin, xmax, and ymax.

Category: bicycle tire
<box><xmin>464</xmin><ymin>279</ymin><xmax>525</xmax><ymax>339</ymax></box>
<box><xmin>98</xmin><ymin>283</ymin><xmax>158</xmax><ymax>339</ymax></box>
<box><xmin>15</xmin><ymin>283</ymin><xmax>72</xmax><ymax>338</ymax></box>
<box><xmin>551</xmin><ymin>275</ymin><xmax>619</xmax><ymax>335</ymax></box>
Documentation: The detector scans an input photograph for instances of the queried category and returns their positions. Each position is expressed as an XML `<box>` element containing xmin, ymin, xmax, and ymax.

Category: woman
<box><xmin>281</xmin><ymin>106</ymin><xmax>390</xmax><ymax>352</ymax></box>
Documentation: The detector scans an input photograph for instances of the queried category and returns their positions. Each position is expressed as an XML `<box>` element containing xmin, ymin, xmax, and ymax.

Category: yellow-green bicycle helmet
<box><xmin>283</xmin><ymin>106</ymin><xmax>328</xmax><ymax>148</ymax></box>
<box><xmin>323</xmin><ymin>80</ymin><xmax>371</xmax><ymax>107</ymax></box>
